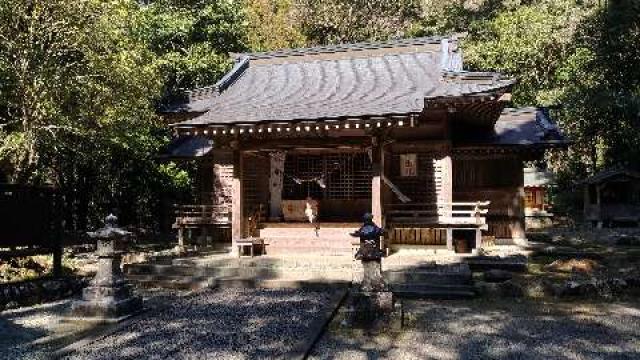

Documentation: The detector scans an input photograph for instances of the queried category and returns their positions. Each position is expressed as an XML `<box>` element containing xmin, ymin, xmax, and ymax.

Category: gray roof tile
<box><xmin>493</xmin><ymin>108</ymin><xmax>567</xmax><ymax>146</ymax></box>
<box><xmin>166</xmin><ymin>37</ymin><xmax>515</xmax><ymax>125</ymax></box>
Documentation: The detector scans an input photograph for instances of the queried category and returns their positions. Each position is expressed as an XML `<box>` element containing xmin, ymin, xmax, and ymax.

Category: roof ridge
<box><xmin>237</xmin><ymin>36</ymin><xmax>448</xmax><ymax>60</ymax></box>
<box><xmin>184</xmin><ymin>57</ymin><xmax>250</xmax><ymax>101</ymax></box>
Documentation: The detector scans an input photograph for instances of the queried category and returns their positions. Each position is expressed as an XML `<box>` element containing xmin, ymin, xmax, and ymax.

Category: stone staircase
<box><xmin>124</xmin><ymin>255</ymin><xmax>354</xmax><ymax>291</ymax></box>
<box><xmin>384</xmin><ymin>263</ymin><xmax>476</xmax><ymax>299</ymax></box>
<box><xmin>124</xmin><ymin>254</ymin><xmax>477</xmax><ymax>299</ymax></box>
<box><xmin>258</xmin><ymin>225</ymin><xmax>358</xmax><ymax>255</ymax></box>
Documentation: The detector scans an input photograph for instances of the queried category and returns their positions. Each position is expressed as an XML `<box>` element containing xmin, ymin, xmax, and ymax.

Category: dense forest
<box><xmin>0</xmin><ymin>0</ymin><xmax>638</xmax><ymax>232</ymax></box>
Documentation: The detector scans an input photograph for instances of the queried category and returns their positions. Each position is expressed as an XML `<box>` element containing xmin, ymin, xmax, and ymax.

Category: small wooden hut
<box><xmin>583</xmin><ymin>168</ymin><xmax>640</xmax><ymax>228</ymax></box>
<box><xmin>161</xmin><ymin>37</ymin><xmax>567</xmax><ymax>255</ymax></box>
<box><xmin>524</xmin><ymin>166</ymin><xmax>555</xmax><ymax>229</ymax></box>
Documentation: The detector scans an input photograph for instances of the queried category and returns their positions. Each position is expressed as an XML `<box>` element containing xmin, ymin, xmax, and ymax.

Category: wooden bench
<box><xmin>236</xmin><ymin>237</ymin><xmax>265</xmax><ymax>258</ymax></box>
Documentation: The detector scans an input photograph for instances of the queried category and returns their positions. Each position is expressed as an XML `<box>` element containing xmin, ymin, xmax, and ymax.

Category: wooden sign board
<box><xmin>400</xmin><ymin>154</ymin><xmax>417</xmax><ymax>177</ymax></box>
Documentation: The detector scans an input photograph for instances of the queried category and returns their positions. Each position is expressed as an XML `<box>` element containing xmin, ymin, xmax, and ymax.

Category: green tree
<box><xmin>296</xmin><ymin>0</ymin><xmax>421</xmax><ymax>44</ymax></box>
<box><xmin>245</xmin><ymin>0</ymin><xmax>307</xmax><ymax>51</ymax></box>
<box><xmin>0</xmin><ymin>0</ymin><xmax>182</xmax><ymax>231</ymax></box>
<box><xmin>463</xmin><ymin>1</ymin><xmax>599</xmax><ymax>105</ymax></box>
<box><xmin>134</xmin><ymin>0</ymin><xmax>248</xmax><ymax>100</ymax></box>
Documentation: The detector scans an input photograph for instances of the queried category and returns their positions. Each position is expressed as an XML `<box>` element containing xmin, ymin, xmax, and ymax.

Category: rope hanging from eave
<box><xmin>283</xmin><ymin>160</ymin><xmax>345</xmax><ymax>189</ymax></box>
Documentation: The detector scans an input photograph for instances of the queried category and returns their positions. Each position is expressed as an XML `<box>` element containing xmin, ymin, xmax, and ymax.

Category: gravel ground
<box><xmin>0</xmin><ymin>289</ymin><xmax>191</xmax><ymax>360</ymax></box>
<box><xmin>1</xmin><ymin>300</ymin><xmax>80</xmax><ymax>360</ymax></box>
<box><xmin>309</xmin><ymin>299</ymin><xmax>640</xmax><ymax>360</ymax></box>
<box><xmin>63</xmin><ymin>288</ymin><xmax>337</xmax><ymax>360</ymax></box>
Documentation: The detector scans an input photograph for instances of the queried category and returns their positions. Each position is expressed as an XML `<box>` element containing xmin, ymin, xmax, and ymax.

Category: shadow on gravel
<box><xmin>0</xmin><ymin>314</ymin><xmax>48</xmax><ymax>348</ymax></box>
<box><xmin>309</xmin><ymin>300</ymin><xmax>640</xmax><ymax>360</ymax></box>
<box><xmin>63</xmin><ymin>288</ymin><xmax>338</xmax><ymax>360</ymax></box>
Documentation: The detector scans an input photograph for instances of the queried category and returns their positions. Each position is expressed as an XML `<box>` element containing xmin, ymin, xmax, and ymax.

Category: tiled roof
<box><xmin>456</xmin><ymin>107</ymin><xmax>568</xmax><ymax>147</ymax></box>
<box><xmin>165</xmin><ymin>37</ymin><xmax>515</xmax><ymax>125</ymax></box>
<box><xmin>524</xmin><ymin>167</ymin><xmax>554</xmax><ymax>187</ymax></box>
<box><xmin>158</xmin><ymin>136</ymin><xmax>213</xmax><ymax>159</ymax></box>
<box><xmin>493</xmin><ymin>108</ymin><xmax>566</xmax><ymax>146</ymax></box>
<box><xmin>583</xmin><ymin>168</ymin><xmax>640</xmax><ymax>184</ymax></box>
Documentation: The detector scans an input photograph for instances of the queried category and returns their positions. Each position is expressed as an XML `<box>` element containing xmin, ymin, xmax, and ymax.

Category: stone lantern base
<box><xmin>68</xmin><ymin>229</ymin><xmax>143</xmax><ymax>322</ymax></box>
<box><xmin>345</xmin><ymin>259</ymin><xmax>402</xmax><ymax>331</ymax></box>
<box><xmin>71</xmin><ymin>283</ymin><xmax>143</xmax><ymax>321</ymax></box>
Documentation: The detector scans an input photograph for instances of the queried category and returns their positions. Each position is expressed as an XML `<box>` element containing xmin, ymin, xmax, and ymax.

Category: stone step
<box><xmin>171</xmin><ymin>256</ymin><xmax>354</xmax><ymax>270</ymax></box>
<box><xmin>127</xmin><ymin>274</ymin><xmax>213</xmax><ymax>291</ymax></box>
<box><xmin>463</xmin><ymin>256</ymin><xmax>528</xmax><ymax>272</ymax></box>
<box><xmin>127</xmin><ymin>273</ymin><xmax>350</xmax><ymax>291</ymax></box>
<box><xmin>125</xmin><ymin>264</ymin><xmax>279</xmax><ymax>278</ymax></box>
<box><xmin>264</xmin><ymin>239</ymin><xmax>352</xmax><ymax>247</ymax></box>
<box><xmin>390</xmin><ymin>284</ymin><xmax>477</xmax><ymax>299</ymax></box>
<box><xmin>265</xmin><ymin>247</ymin><xmax>353</xmax><ymax>256</ymax></box>
<box><xmin>127</xmin><ymin>265</ymin><xmax>352</xmax><ymax>278</ymax></box>
<box><xmin>259</xmin><ymin>227</ymin><xmax>358</xmax><ymax>237</ymax></box>
<box><xmin>383</xmin><ymin>270</ymin><xmax>472</xmax><ymax>285</ymax></box>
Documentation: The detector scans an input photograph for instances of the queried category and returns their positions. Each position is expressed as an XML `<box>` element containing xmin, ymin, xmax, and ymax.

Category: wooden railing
<box><xmin>174</xmin><ymin>204</ymin><xmax>231</xmax><ymax>226</ymax></box>
<box><xmin>386</xmin><ymin>201</ymin><xmax>490</xmax><ymax>229</ymax></box>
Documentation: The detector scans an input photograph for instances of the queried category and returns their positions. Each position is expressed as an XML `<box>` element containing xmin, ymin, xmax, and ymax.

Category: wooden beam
<box><xmin>231</xmin><ymin>149</ymin><xmax>244</xmax><ymax>255</ymax></box>
<box><xmin>234</xmin><ymin>137</ymin><xmax>372</xmax><ymax>151</ymax></box>
<box><xmin>390</xmin><ymin>140</ymin><xmax>450</xmax><ymax>153</ymax></box>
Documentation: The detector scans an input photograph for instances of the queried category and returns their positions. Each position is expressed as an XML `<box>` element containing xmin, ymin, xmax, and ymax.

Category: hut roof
<box><xmin>524</xmin><ymin>167</ymin><xmax>555</xmax><ymax>187</ymax></box>
<box><xmin>583</xmin><ymin>168</ymin><xmax>640</xmax><ymax>185</ymax></box>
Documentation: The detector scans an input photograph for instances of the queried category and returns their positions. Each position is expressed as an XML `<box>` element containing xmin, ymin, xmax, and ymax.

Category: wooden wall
<box><xmin>453</xmin><ymin>156</ymin><xmax>525</xmax><ymax>240</ymax></box>
<box><xmin>388</xmin><ymin>227</ymin><xmax>447</xmax><ymax>246</ymax></box>
<box><xmin>387</xmin><ymin>152</ymin><xmax>443</xmax><ymax>204</ymax></box>
<box><xmin>242</xmin><ymin>153</ymin><xmax>270</xmax><ymax>216</ymax></box>
<box><xmin>211</xmin><ymin>151</ymin><xmax>233</xmax><ymax>206</ymax></box>
<box><xmin>385</xmin><ymin>148</ymin><xmax>451</xmax><ymax>246</ymax></box>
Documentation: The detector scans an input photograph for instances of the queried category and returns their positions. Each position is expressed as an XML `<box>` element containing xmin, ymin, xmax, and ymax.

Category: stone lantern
<box><xmin>70</xmin><ymin>214</ymin><xmax>142</xmax><ymax>321</ymax></box>
<box><xmin>350</xmin><ymin>213</ymin><xmax>394</xmax><ymax>321</ymax></box>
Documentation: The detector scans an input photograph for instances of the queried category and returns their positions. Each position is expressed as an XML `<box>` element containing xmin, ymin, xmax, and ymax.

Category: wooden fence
<box><xmin>0</xmin><ymin>184</ymin><xmax>62</xmax><ymax>276</ymax></box>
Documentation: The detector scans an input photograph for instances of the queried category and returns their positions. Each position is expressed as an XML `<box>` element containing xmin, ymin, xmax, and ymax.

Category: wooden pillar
<box><xmin>439</xmin><ymin>154</ymin><xmax>453</xmax><ymax>215</ymax></box>
<box><xmin>269</xmin><ymin>152</ymin><xmax>285</xmax><ymax>221</ymax></box>
<box><xmin>439</xmin><ymin>153</ymin><xmax>453</xmax><ymax>252</ymax></box>
<box><xmin>371</xmin><ymin>137</ymin><xmax>383</xmax><ymax>227</ymax></box>
<box><xmin>512</xmin><ymin>159</ymin><xmax>527</xmax><ymax>244</ymax></box>
<box><xmin>231</xmin><ymin>149</ymin><xmax>244</xmax><ymax>255</ymax></box>
<box><xmin>446</xmin><ymin>228</ymin><xmax>454</xmax><ymax>251</ymax></box>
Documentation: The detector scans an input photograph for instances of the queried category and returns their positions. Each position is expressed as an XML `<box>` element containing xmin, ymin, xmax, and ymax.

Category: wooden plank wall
<box><xmin>386</xmin><ymin>150</ymin><xmax>450</xmax><ymax>246</ymax></box>
<box><xmin>388</xmin><ymin>227</ymin><xmax>447</xmax><ymax>245</ymax></box>
<box><xmin>388</xmin><ymin>152</ymin><xmax>442</xmax><ymax>203</ymax></box>
<box><xmin>212</xmin><ymin>151</ymin><xmax>233</xmax><ymax>206</ymax></box>
<box><xmin>453</xmin><ymin>157</ymin><xmax>525</xmax><ymax>240</ymax></box>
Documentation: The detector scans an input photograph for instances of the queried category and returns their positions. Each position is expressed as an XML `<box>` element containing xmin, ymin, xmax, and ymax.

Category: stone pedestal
<box><xmin>70</xmin><ymin>215</ymin><xmax>142</xmax><ymax>322</ymax></box>
<box><xmin>349</xmin><ymin>258</ymin><xmax>400</xmax><ymax>331</ymax></box>
<box><xmin>361</xmin><ymin>260</ymin><xmax>387</xmax><ymax>292</ymax></box>
<box><xmin>348</xmin><ymin>214</ymin><xmax>401</xmax><ymax>330</ymax></box>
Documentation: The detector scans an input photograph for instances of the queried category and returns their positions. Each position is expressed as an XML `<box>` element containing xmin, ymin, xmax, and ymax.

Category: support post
<box><xmin>446</xmin><ymin>228</ymin><xmax>453</xmax><ymax>252</ymax></box>
<box><xmin>371</xmin><ymin>137</ymin><xmax>384</xmax><ymax>250</ymax></box>
<box><xmin>512</xmin><ymin>159</ymin><xmax>528</xmax><ymax>245</ymax></box>
<box><xmin>52</xmin><ymin>191</ymin><xmax>63</xmax><ymax>277</ymax></box>
<box><xmin>231</xmin><ymin>149</ymin><xmax>244</xmax><ymax>256</ymax></box>
<box><xmin>269</xmin><ymin>152</ymin><xmax>285</xmax><ymax>221</ymax></box>
<box><xmin>177</xmin><ymin>226</ymin><xmax>185</xmax><ymax>251</ymax></box>
<box><xmin>439</xmin><ymin>154</ymin><xmax>453</xmax><ymax>220</ymax></box>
